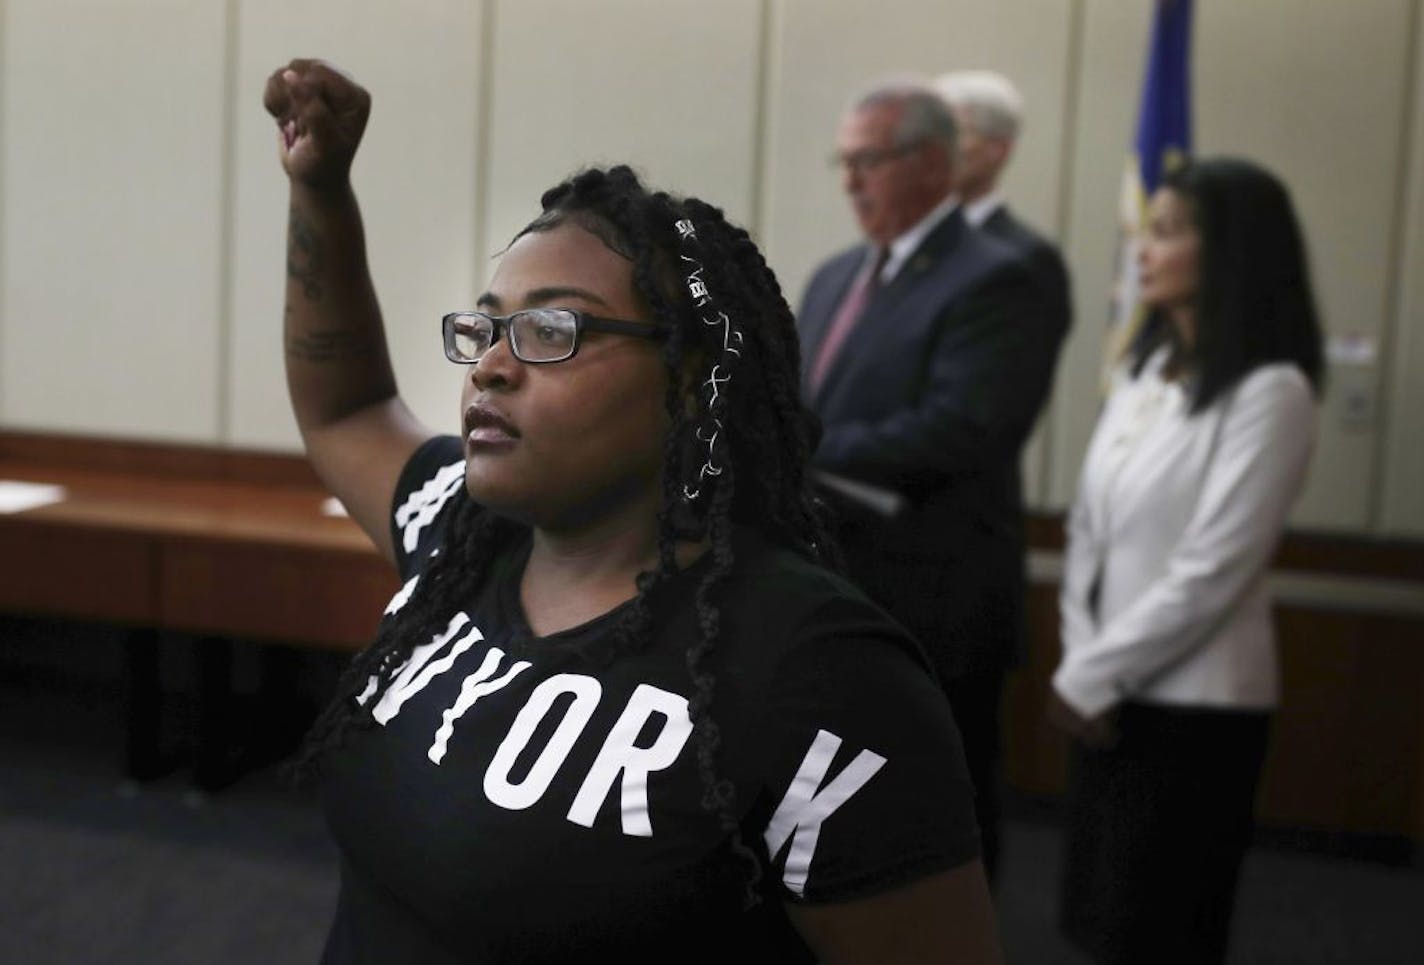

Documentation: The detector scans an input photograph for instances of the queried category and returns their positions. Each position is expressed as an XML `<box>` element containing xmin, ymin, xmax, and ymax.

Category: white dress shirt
<box><xmin>1054</xmin><ymin>351</ymin><xmax>1317</xmax><ymax>717</ymax></box>
<box><xmin>879</xmin><ymin>194</ymin><xmax>960</xmax><ymax>284</ymax></box>
<box><xmin>961</xmin><ymin>192</ymin><xmax>1003</xmax><ymax>229</ymax></box>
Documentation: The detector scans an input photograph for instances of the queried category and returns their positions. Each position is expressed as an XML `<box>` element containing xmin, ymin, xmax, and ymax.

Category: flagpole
<box><xmin>1104</xmin><ymin>0</ymin><xmax>1195</xmax><ymax>385</ymax></box>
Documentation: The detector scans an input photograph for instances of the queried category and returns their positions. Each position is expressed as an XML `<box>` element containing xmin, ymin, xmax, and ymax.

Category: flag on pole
<box><xmin>1106</xmin><ymin>0</ymin><xmax>1194</xmax><ymax>374</ymax></box>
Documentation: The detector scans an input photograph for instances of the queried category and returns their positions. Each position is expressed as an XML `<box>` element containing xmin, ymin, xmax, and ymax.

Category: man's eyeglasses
<box><xmin>829</xmin><ymin>141</ymin><xmax>924</xmax><ymax>176</ymax></box>
<box><xmin>442</xmin><ymin>308</ymin><xmax>666</xmax><ymax>365</ymax></box>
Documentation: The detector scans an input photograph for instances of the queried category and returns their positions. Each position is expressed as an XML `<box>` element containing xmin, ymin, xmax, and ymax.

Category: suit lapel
<box><xmin>981</xmin><ymin>204</ymin><xmax>1011</xmax><ymax>236</ymax></box>
<box><xmin>813</xmin><ymin>210</ymin><xmax>971</xmax><ymax>406</ymax></box>
<box><xmin>800</xmin><ymin>248</ymin><xmax>869</xmax><ymax>397</ymax></box>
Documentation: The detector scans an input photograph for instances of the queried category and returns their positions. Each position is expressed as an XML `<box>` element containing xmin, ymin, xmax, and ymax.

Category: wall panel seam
<box><xmin>216</xmin><ymin>0</ymin><xmax>239</xmax><ymax>444</ymax></box>
<box><xmin>1053</xmin><ymin>0</ymin><xmax>1085</xmax><ymax>247</ymax></box>
<box><xmin>471</xmin><ymin>0</ymin><xmax>497</xmax><ymax>298</ymax></box>
<box><xmin>1040</xmin><ymin>0</ymin><xmax>1088</xmax><ymax>510</ymax></box>
<box><xmin>747</xmin><ymin>0</ymin><xmax>773</xmax><ymax>242</ymax></box>
<box><xmin>1381</xmin><ymin>0</ymin><xmax>1424</xmax><ymax>533</ymax></box>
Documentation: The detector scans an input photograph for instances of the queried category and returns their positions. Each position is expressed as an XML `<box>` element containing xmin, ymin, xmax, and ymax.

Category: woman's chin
<box><xmin>463</xmin><ymin>471</ymin><xmax>531</xmax><ymax>522</ymax></box>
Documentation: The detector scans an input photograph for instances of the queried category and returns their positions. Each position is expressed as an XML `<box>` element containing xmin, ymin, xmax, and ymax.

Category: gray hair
<box><xmin>851</xmin><ymin>77</ymin><xmax>958</xmax><ymax>156</ymax></box>
<box><xmin>933</xmin><ymin>70</ymin><xmax>1024</xmax><ymax>142</ymax></box>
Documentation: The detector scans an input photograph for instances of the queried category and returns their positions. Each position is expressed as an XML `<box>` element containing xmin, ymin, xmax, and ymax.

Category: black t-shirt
<box><xmin>320</xmin><ymin>436</ymin><xmax>979</xmax><ymax>964</ymax></box>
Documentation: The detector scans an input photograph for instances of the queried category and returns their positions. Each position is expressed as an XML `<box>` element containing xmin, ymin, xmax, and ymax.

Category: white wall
<box><xmin>483</xmin><ymin>0</ymin><xmax>764</xmax><ymax>281</ymax></box>
<box><xmin>1049</xmin><ymin>0</ymin><xmax>1154</xmax><ymax>519</ymax></box>
<box><xmin>1192</xmin><ymin>0</ymin><xmax>1411</xmax><ymax>529</ymax></box>
<box><xmin>1</xmin><ymin>0</ymin><xmax>1421</xmax><ymax>536</ymax></box>
<box><xmin>228</xmin><ymin>0</ymin><xmax>487</xmax><ymax>448</ymax></box>
<box><xmin>1</xmin><ymin>0</ymin><xmax>227</xmax><ymax>441</ymax></box>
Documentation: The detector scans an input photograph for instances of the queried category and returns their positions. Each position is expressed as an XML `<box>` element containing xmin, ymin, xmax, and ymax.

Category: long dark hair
<box><xmin>1131</xmin><ymin>157</ymin><xmax>1325</xmax><ymax>411</ymax></box>
<box><xmin>298</xmin><ymin>165</ymin><xmax>838</xmax><ymax>902</ymax></box>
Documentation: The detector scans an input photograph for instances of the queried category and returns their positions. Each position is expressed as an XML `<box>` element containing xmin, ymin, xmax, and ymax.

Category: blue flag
<box><xmin>1108</xmin><ymin>0</ymin><xmax>1194</xmax><ymax>367</ymax></box>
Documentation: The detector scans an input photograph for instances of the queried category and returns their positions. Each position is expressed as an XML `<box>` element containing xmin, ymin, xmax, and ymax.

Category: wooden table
<box><xmin>0</xmin><ymin>431</ymin><xmax>399</xmax><ymax>787</ymax></box>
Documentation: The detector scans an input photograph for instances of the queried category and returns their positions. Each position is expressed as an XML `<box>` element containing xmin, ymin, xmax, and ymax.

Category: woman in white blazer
<box><xmin>1051</xmin><ymin>158</ymin><xmax>1324</xmax><ymax>965</ymax></box>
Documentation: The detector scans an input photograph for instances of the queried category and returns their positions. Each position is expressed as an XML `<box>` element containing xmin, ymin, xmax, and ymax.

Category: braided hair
<box><xmin>297</xmin><ymin>165</ymin><xmax>839</xmax><ymax>904</ymax></box>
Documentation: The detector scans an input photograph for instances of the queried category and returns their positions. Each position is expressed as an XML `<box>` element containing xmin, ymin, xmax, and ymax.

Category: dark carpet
<box><xmin>2</xmin><ymin>621</ymin><xmax>1421</xmax><ymax>964</ymax></box>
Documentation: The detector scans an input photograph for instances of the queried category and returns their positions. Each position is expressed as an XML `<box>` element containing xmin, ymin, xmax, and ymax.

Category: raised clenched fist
<box><xmin>263</xmin><ymin>59</ymin><xmax>371</xmax><ymax>190</ymax></box>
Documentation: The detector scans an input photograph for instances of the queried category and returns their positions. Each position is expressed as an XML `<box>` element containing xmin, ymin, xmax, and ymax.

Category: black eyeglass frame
<box><xmin>441</xmin><ymin>308</ymin><xmax>668</xmax><ymax>365</ymax></box>
<box><xmin>828</xmin><ymin>140</ymin><xmax>927</xmax><ymax>175</ymax></box>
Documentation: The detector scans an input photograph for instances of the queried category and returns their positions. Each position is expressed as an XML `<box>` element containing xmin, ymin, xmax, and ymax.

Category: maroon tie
<box><xmin>808</xmin><ymin>247</ymin><xmax>887</xmax><ymax>394</ymax></box>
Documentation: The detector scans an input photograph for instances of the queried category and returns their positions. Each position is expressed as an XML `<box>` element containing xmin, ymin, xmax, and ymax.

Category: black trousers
<box><xmin>942</xmin><ymin>664</ymin><xmax>1007</xmax><ymax>885</ymax></box>
<box><xmin>1060</xmin><ymin>701</ymin><xmax>1271</xmax><ymax>965</ymax></box>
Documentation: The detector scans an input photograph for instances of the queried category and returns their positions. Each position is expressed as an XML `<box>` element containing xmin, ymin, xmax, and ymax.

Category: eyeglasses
<box><xmin>442</xmin><ymin>308</ymin><xmax>666</xmax><ymax>365</ymax></box>
<box><xmin>829</xmin><ymin>141</ymin><xmax>924</xmax><ymax>176</ymax></box>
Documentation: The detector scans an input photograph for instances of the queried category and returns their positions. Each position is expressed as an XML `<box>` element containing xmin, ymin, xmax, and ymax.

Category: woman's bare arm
<box><xmin>265</xmin><ymin>59</ymin><xmax>432</xmax><ymax>562</ymax></box>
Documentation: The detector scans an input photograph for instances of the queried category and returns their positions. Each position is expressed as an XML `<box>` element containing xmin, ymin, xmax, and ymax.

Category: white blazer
<box><xmin>1054</xmin><ymin>352</ymin><xmax>1316</xmax><ymax>717</ymax></box>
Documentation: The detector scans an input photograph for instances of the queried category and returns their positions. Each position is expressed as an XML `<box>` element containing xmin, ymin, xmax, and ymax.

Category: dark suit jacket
<box><xmin>798</xmin><ymin>206</ymin><xmax>1068</xmax><ymax>679</ymax></box>
<box><xmin>980</xmin><ymin>205</ymin><xmax>1073</xmax><ymax>345</ymax></box>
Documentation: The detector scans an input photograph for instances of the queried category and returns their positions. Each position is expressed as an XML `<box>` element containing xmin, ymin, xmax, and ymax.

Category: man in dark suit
<box><xmin>799</xmin><ymin>80</ymin><xmax>1068</xmax><ymax>884</ymax></box>
<box><xmin>935</xmin><ymin>70</ymin><xmax>1073</xmax><ymax>340</ymax></box>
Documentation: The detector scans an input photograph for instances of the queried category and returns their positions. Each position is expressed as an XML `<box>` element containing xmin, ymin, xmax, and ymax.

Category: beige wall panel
<box><xmin>762</xmin><ymin>0</ymin><xmax>1075</xmax><ymax>507</ymax></box>
<box><xmin>0</xmin><ymin>0</ymin><xmax>226</xmax><ymax>441</ymax></box>
<box><xmin>1382</xmin><ymin>3</ymin><xmax>1424</xmax><ymax>536</ymax></box>
<box><xmin>763</xmin><ymin>0</ymin><xmax>1074</xmax><ymax>300</ymax></box>
<box><xmin>1052</xmin><ymin>0</ymin><xmax>1414</xmax><ymax>534</ymax></box>
<box><xmin>1019</xmin><ymin>396</ymin><xmax>1051</xmax><ymax>507</ymax></box>
<box><xmin>228</xmin><ymin>0</ymin><xmax>486</xmax><ymax>450</ymax></box>
<box><xmin>481</xmin><ymin>0</ymin><xmax>762</xmax><ymax>299</ymax></box>
<box><xmin>1194</xmin><ymin>0</ymin><xmax>1412</xmax><ymax>531</ymax></box>
<box><xmin>1049</xmin><ymin>0</ymin><xmax>1153</xmax><ymax>508</ymax></box>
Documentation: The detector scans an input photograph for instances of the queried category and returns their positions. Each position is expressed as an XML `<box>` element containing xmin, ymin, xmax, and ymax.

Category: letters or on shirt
<box><xmin>317</xmin><ymin>437</ymin><xmax>980</xmax><ymax>964</ymax></box>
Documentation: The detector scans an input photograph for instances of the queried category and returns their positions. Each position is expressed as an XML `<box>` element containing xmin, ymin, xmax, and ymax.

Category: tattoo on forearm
<box><xmin>287</xmin><ymin>205</ymin><xmax>324</xmax><ymax>301</ymax></box>
<box><xmin>285</xmin><ymin>327</ymin><xmax>378</xmax><ymax>363</ymax></box>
